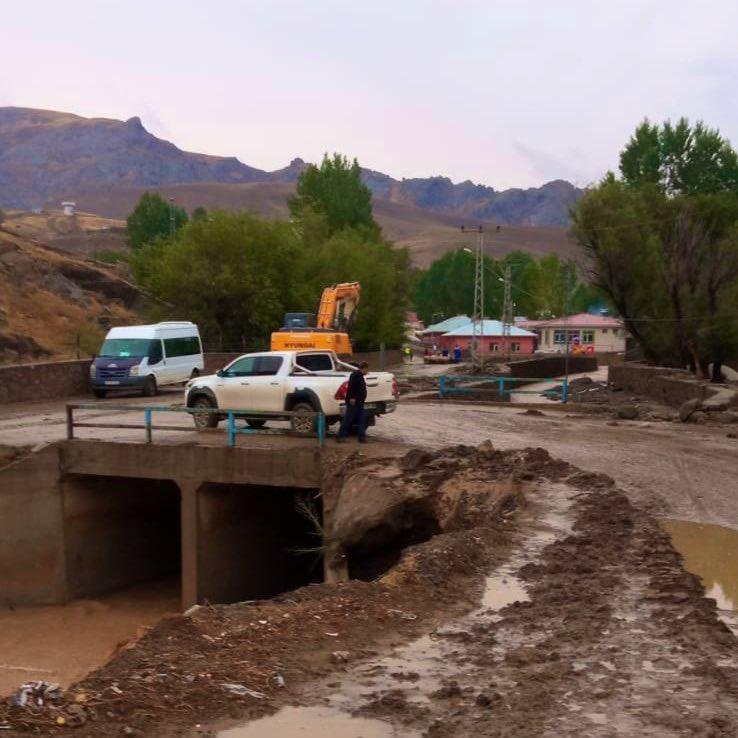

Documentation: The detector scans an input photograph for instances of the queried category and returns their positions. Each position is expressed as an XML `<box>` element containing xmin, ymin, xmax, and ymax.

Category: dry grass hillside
<box><xmin>2</xmin><ymin>209</ymin><xmax>127</xmax><ymax>257</ymax></box>
<box><xmin>0</xmin><ymin>228</ymin><xmax>140</xmax><ymax>363</ymax></box>
<box><xmin>52</xmin><ymin>182</ymin><xmax>578</xmax><ymax>267</ymax></box>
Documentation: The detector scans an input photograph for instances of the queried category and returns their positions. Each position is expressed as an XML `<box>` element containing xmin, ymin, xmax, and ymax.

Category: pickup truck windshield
<box><xmin>99</xmin><ymin>338</ymin><xmax>160</xmax><ymax>359</ymax></box>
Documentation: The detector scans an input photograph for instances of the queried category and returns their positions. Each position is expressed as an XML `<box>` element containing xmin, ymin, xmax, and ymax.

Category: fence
<box><xmin>438</xmin><ymin>375</ymin><xmax>569</xmax><ymax>402</ymax></box>
<box><xmin>65</xmin><ymin>404</ymin><xmax>326</xmax><ymax>446</ymax></box>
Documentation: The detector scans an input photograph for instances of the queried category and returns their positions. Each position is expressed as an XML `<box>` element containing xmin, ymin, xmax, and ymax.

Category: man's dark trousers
<box><xmin>339</xmin><ymin>402</ymin><xmax>366</xmax><ymax>440</ymax></box>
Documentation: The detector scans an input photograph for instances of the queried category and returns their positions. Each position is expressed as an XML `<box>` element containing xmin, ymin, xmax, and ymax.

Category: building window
<box><xmin>553</xmin><ymin>330</ymin><xmax>567</xmax><ymax>344</ymax></box>
<box><xmin>511</xmin><ymin>342</ymin><xmax>521</xmax><ymax>353</ymax></box>
<box><xmin>490</xmin><ymin>343</ymin><xmax>500</xmax><ymax>352</ymax></box>
<box><xmin>582</xmin><ymin>330</ymin><xmax>595</xmax><ymax>344</ymax></box>
<box><xmin>602</xmin><ymin>328</ymin><xmax>608</xmax><ymax>334</ymax></box>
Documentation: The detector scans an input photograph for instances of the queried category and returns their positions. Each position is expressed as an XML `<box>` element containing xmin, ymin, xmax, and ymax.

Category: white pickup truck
<box><xmin>184</xmin><ymin>350</ymin><xmax>399</xmax><ymax>432</ymax></box>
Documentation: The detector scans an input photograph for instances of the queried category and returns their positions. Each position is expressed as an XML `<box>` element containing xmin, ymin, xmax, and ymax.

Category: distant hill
<box><xmin>55</xmin><ymin>181</ymin><xmax>578</xmax><ymax>267</ymax></box>
<box><xmin>0</xmin><ymin>107</ymin><xmax>583</xmax><ymax>227</ymax></box>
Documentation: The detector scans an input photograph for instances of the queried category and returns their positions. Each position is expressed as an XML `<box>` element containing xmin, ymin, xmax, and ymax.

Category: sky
<box><xmin>2</xmin><ymin>0</ymin><xmax>737</xmax><ymax>189</ymax></box>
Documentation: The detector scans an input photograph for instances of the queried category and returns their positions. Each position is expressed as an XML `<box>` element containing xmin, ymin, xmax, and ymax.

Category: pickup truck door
<box><xmin>216</xmin><ymin>356</ymin><xmax>258</xmax><ymax>410</ymax></box>
<box><xmin>245</xmin><ymin>356</ymin><xmax>286</xmax><ymax>411</ymax></box>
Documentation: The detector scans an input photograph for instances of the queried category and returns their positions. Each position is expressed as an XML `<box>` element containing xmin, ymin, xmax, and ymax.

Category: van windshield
<box><xmin>99</xmin><ymin>338</ymin><xmax>157</xmax><ymax>359</ymax></box>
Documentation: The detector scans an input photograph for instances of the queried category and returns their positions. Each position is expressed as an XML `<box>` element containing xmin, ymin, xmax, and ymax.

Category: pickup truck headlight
<box><xmin>129</xmin><ymin>365</ymin><xmax>140</xmax><ymax>376</ymax></box>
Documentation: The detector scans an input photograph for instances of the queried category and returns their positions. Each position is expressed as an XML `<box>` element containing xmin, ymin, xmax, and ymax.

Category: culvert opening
<box><xmin>62</xmin><ymin>475</ymin><xmax>181</xmax><ymax>601</ymax></box>
<box><xmin>196</xmin><ymin>484</ymin><xmax>323</xmax><ymax>604</ymax></box>
<box><xmin>346</xmin><ymin>506</ymin><xmax>442</xmax><ymax>582</ymax></box>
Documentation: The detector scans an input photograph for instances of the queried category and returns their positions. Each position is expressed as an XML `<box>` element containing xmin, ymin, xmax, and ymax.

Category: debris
<box><xmin>11</xmin><ymin>681</ymin><xmax>61</xmax><ymax>708</ymax></box>
<box><xmin>387</xmin><ymin>608</ymin><xmax>418</xmax><ymax>621</ymax></box>
<box><xmin>221</xmin><ymin>683</ymin><xmax>267</xmax><ymax>699</ymax></box>
<box><xmin>679</xmin><ymin>398</ymin><xmax>702</xmax><ymax>422</ymax></box>
<box><xmin>272</xmin><ymin>673</ymin><xmax>286</xmax><ymax>688</ymax></box>
<box><xmin>330</xmin><ymin>651</ymin><xmax>351</xmax><ymax>664</ymax></box>
<box><xmin>616</xmin><ymin>404</ymin><xmax>639</xmax><ymax>420</ymax></box>
<box><xmin>325</xmin><ymin>632</ymin><xmax>340</xmax><ymax>637</ymax></box>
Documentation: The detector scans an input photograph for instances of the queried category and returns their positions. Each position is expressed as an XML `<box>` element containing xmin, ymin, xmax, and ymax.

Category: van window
<box><xmin>164</xmin><ymin>336</ymin><xmax>202</xmax><ymax>358</ymax></box>
<box><xmin>296</xmin><ymin>353</ymin><xmax>334</xmax><ymax>372</ymax></box>
<box><xmin>255</xmin><ymin>356</ymin><xmax>283</xmax><ymax>376</ymax></box>
<box><xmin>223</xmin><ymin>356</ymin><xmax>257</xmax><ymax>377</ymax></box>
<box><xmin>148</xmin><ymin>340</ymin><xmax>163</xmax><ymax>364</ymax></box>
<box><xmin>99</xmin><ymin>338</ymin><xmax>155</xmax><ymax>358</ymax></box>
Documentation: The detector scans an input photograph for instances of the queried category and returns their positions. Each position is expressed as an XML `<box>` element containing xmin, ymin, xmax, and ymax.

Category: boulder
<box><xmin>679</xmin><ymin>398</ymin><xmax>702</xmax><ymax>422</ymax></box>
<box><xmin>616</xmin><ymin>404</ymin><xmax>639</xmax><ymax>420</ymax></box>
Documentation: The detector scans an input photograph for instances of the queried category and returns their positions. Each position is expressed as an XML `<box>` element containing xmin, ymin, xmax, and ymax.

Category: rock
<box><xmin>330</xmin><ymin>651</ymin><xmax>351</xmax><ymax>664</ymax></box>
<box><xmin>690</xmin><ymin>411</ymin><xmax>707</xmax><ymax>424</ymax></box>
<box><xmin>477</xmin><ymin>439</ymin><xmax>495</xmax><ymax>456</ymax></box>
<box><xmin>679</xmin><ymin>398</ymin><xmax>702</xmax><ymax>422</ymax></box>
<box><xmin>616</xmin><ymin>404</ymin><xmax>639</xmax><ymax>420</ymax></box>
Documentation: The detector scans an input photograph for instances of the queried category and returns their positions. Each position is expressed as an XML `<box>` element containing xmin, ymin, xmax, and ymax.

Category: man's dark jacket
<box><xmin>345</xmin><ymin>370</ymin><xmax>367</xmax><ymax>405</ymax></box>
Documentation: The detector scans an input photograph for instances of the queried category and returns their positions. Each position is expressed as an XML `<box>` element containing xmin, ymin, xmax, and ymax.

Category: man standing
<box><xmin>337</xmin><ymin>361</ymin><xmax>369</xmax><ymax>443</ymax></box>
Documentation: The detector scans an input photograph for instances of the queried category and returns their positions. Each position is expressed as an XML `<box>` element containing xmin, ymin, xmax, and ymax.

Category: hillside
<box><xmin>53</xmin><ymin>181</ymin><xmax>579</xmax><ymax>267</ymax></box>
<box><xmin>0</xmin><ymin>107</ymin><xmax>582</xmax><ymax>227</ymax></box>
<box><xmin>0</xmin><ymin>227</ymin><xmax>141</xmax><ymax>363</ymax></box>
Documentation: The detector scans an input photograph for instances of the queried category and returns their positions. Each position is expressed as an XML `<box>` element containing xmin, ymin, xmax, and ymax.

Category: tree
<box><xmin>126</xmin><ymin>192</ymin><xmax>188</xmax><ymax>248</ymax></box>
<box><xmin>132</xmin><ymin>212</ymin><xmax>305</xmax><ymax>350</ymax></box>
<box><xmin>620</xmin><ymin>118</ymin><xmax>738</xmax><ymax>195</ymax></box>
<box><xmin>573</xmin><ymin>138</ymin><xmax>738</xmax><ymax>376</ymax></box>
<box><xmin>131</xmin><ymin>210</ymin><xmax>409</xmax><ymax>352</ymax></box>
<box><xmin>191</xmin><ymin>206</ymin><xmax>208</xmax><ymax>221</ymax></box>
<box><xmin>289</xmin><ymin>153</ymin><xmax>377</xmax><ymax>235</ymax></box>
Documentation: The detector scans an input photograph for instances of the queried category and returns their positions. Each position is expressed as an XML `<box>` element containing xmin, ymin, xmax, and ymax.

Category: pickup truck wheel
<box><xmin>191</xmin><ymin>396</ymin><xmax>219</xmax><ymax>430</ymax></box>
<box><xmin>93</xmin><ymin>389</ymin><xmax>107</xmax><ymax>399</ymax></box>
<box><xmin>291</xmin><ymin>402</ymin><xmax>317</xmax><ymax>435</ymax></box>
<box><xmin>246</xmin><ymin>419</ymin><xmax>266</xmax><ymax>429</ymax></box>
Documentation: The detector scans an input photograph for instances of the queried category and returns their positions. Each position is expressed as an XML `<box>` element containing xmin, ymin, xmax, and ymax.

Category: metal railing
<box><xmin>65</xmin><ymin>404</ymin><xmax>327</xmax><ymax>447</ymax></box>
<box><xmin>438</xmin><ymin>375</ymin><xmax>569</xmax><ymax>402</ymax></box>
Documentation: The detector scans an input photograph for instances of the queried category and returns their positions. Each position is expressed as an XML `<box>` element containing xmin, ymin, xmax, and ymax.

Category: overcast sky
<box><xmin>2</xmin><ymin>0</ymin><xmax>737</xmax><ymax>189</ymax></box>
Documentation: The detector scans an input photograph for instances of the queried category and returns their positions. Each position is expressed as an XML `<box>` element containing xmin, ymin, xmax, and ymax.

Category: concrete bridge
<box><xmin>0</xmin><ymin>440</ymin><xmax>323</xmax><ymax>610</ymax></box>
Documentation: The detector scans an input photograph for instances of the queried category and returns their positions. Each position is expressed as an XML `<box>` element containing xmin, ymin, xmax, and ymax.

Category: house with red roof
<box><xmin>516</xmin><ymin>313</ymin><xmax>626</xmax><ymax>354</ymax></box>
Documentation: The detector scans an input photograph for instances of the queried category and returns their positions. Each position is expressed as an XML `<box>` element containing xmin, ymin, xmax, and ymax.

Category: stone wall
<box><xmin>0</xmin><ymin>359</ymin><xmax>92</xmax><ymax>404</ymax></box>
<box><xmin>608</xmin><ymin>364</ymin><xmax>711</xmax><ymax>407</ymax></box>
<box><xmin>507</xmin><ymin>355</ymin><xmax>598</xmax><ymax>379</ymax></box>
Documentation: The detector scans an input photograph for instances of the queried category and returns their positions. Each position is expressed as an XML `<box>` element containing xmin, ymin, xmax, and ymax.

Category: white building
<box><xmin>62</xmin><ymin>201</ymin><xmax>76</xmax><ymax>216</ymax></box>
<box><xmin>516</xmin><ymin>313</ymin><xmax>626</xmax><ymax>353</ymax></box>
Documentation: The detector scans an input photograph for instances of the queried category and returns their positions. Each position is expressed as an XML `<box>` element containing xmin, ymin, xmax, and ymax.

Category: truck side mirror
<box><xmin>216</xmin><ymin>369</ymin><xmax>224</xmax><ymax>378</ymax></box>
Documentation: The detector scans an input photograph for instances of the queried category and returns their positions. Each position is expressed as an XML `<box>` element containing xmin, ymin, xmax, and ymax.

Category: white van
<box><xmin>90</xmin><ymin>322</ymin><xmax>204</xmax><ymax>398</ymax></box>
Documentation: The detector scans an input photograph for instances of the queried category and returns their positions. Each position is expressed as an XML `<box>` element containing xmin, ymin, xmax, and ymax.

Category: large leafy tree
<box><xmin>620</xmin><ymin>118</ymin><xmax>738</xmax><ymax>195</ymax></box>
<box><xmin>126</xmin><ymin>192</ymin><xmax>188</xmax><ymax>248</ymax></box>
<box><xmin>289</xmin><ymin>153</ymin><xmax>377</xmax><ymax>235</ymax></box>
<box><xmin>573</xmin><ymin>120</ymin><xmax>738</xmax><ymax>378</ymax></box>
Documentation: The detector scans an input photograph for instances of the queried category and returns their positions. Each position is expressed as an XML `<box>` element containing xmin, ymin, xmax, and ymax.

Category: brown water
<box><xmin>663</xmin><ymin>519</ymin><xmax>738</xmax><ymax>611</ymax></box>
<box><xmin>217</xmin><ymin>706</ymin><xmax>414</xmax><ymax>737</ymax></box>
<box><xmin>0</xmin><ymin>579</ymin><xmax>179</xmax><ymax>696</ymax></box>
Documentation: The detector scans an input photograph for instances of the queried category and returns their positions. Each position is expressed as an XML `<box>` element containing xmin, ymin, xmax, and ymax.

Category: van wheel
<box><xmin>93</xmin><ymin>389</ymin><xmax>107</xmax><ymax>399</ymax></box>
<box><xmin>143</xmin><ymin>376</ymin><xmax>158</xmax><ymax>397</ymax></box>
<box><xmin>291</xmin><ymin>402</ymin><xmax>318</xmax><ymax>435</ymax></box>
<box><xmin>246</xmin><ymin>419</ymin><xmax>266</xmax><ymax>429</ymax></box>
<box><xmin>191</xmin><ymin>396</ymin><xmax>219</xmax><ymax>430</ymax></box>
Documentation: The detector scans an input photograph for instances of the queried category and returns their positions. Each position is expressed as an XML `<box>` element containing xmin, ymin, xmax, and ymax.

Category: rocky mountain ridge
<box><xmin>0</xmin><ymin>107</ymin><xmax>582</xmax><ymax>226</ymax></box>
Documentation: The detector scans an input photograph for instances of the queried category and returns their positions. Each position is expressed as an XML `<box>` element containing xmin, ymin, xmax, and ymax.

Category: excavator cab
<box><xmin>271</xmin><ymin>282</ymin><xmax>361</xmax><ymax>357</ymax></box>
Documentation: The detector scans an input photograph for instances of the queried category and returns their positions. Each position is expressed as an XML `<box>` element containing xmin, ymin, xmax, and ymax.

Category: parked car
<box><xmin>184</xmin><ymin>350</ymin><xmax>398</xmax><ymax>432</ymax></box>
<box><xmin>90</xmin><ymin>322</ymin><xmax>204</xmax><ymax>398</ymax></box>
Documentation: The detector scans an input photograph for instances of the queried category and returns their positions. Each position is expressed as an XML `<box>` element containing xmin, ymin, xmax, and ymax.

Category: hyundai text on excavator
<box><xmin>270</xmin><ymin>282</ymin><xmax>361</xmax><ymax>357</ymax></box>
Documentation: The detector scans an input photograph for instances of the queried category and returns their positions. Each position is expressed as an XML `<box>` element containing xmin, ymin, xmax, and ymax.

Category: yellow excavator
<box><xmin>270</xmin><ymin>282</ymin><xmax>361</xmax><ymax>357</ymax></box>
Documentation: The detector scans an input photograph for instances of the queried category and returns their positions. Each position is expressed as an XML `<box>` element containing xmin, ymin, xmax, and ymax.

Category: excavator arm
<box><xmin>316</xmin><ymin>282</ymin><xmax>361</xmax><ymax>332</ymax></box>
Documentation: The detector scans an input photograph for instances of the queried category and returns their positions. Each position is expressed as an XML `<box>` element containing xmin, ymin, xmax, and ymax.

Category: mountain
<box><xmin>0</xmin><ymin>107</ymin><xmax>582</xmax><ymax>226</ymax></box>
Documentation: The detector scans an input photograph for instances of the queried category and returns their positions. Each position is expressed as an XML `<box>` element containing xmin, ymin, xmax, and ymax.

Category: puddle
<box><xmin>663</xmin><ymin>519</ymin><xmax>738</xmax><ymax>611</ymax></box>
<box><xmin>481</xmin><ymin>572</ymin><xmax>529</xmax><ymax>609</ymax></box>
<box><xmin>218</xmin><ymin>705</ymin><xmax>414</xmax><ymax>737</ymax></box>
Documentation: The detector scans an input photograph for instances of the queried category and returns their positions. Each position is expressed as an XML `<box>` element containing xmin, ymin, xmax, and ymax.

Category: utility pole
<box><xmin>501</xmin><ymin>264</ymin><xmax>513</xmax><ymax>359</ymax></box>
<box><xmin>562</xmin><ymin>261</ymin><xmax>573</xmax><ymax>403</ymax></box>
<box><xmin>461</xmin><ymin>225</ymin><xmax>485</xmax><ymax>369</ymax></box>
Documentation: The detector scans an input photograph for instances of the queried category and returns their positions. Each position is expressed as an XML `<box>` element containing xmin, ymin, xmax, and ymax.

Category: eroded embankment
<box><xmin>2</xmin><ymin>443</ymin><xmax>738</xmax><ymax>737</ymax></box>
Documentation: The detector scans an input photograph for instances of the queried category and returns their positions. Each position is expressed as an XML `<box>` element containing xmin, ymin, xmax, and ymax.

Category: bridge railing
<box><xmin>65</xmin><ymin>404</ymin><xmax>327</xmax><ymax>447</ymax></box>
<box><xmin>438</xmin><ymin>375</ymin><xmax>568</xmax><ymax>402</ymax></box>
